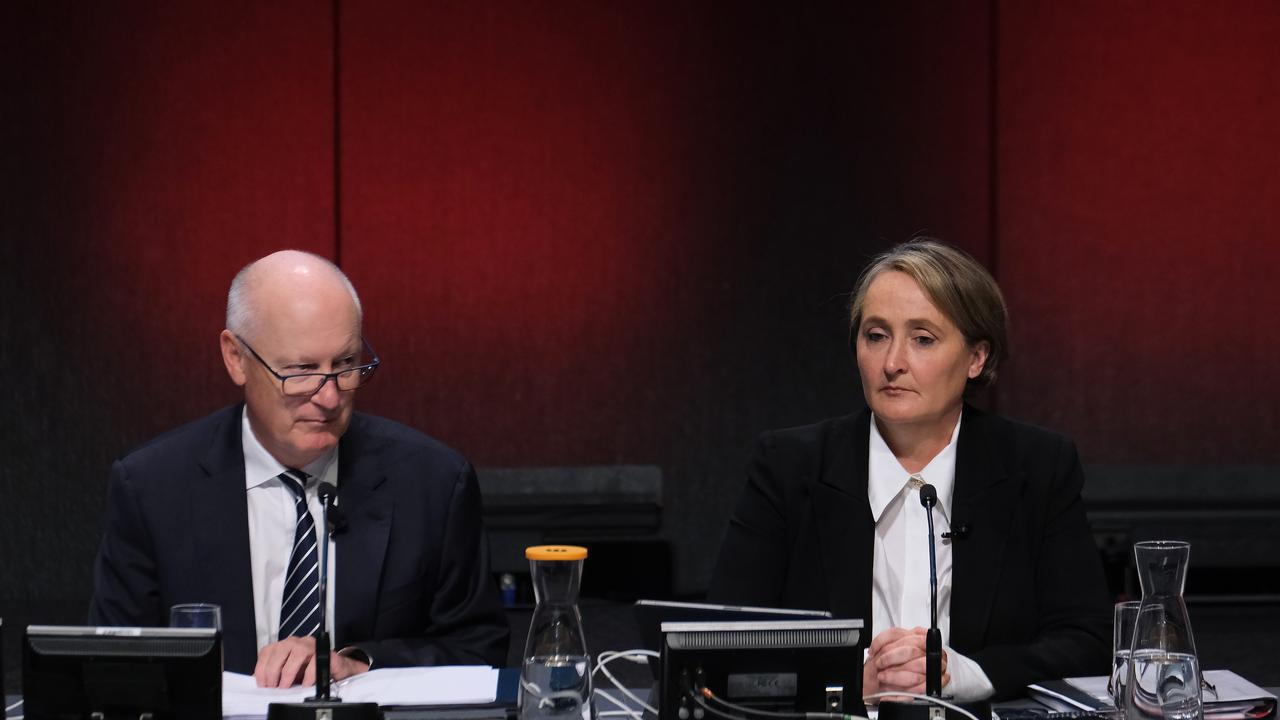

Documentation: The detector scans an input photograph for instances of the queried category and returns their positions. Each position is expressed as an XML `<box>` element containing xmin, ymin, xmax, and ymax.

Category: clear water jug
<box><xmin>1123</xmin><ymin>540</ymin><xmax>1202</xmax><ymax>720</ymax></box>
<box><xmin>519</xmin><ymin>545</ymin><xmax>595</xmax><ymax>720</ymax></box>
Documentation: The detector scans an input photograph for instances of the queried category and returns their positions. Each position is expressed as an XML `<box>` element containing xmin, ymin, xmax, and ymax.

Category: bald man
<box><xmin>89</xmin><ymin>251</ymin><xmax>509</xmax><ymax>687</ymax></box>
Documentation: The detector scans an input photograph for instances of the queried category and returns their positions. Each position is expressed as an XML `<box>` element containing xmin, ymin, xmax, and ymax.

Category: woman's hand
<box><xmin>863</xmin><ymin>627</ymin><xmax>950</xmax><ymax>703</ymax></box>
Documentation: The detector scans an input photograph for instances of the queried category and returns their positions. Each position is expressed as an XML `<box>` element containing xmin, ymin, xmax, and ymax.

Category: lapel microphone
<box><xmin>319</xmin><ymin>482</ymin><xmax>348</xmax><ymax>537</ymax></box>
<box><xmin>942</xmin><ymin>523</ymin><xmax>971</xmax><ymax>541</ymax></box>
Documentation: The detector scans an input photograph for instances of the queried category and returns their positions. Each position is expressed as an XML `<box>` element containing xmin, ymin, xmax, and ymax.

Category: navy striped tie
<box><xmin>277</xmin><ymin>469</ymin><xmax>321</xmax><ymax>640</ymax></box>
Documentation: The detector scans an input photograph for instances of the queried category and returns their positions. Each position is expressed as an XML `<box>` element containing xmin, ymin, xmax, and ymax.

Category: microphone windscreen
<box><xmin>317</xmin><ymin>481</ymin><xmax>339</xmax><ymax>501</ymax></box>
<box><xmin>919</xmin><ymin>483</ymin><xmax>938</xmax><ymax>508</ymax></box>
<box><xmin>328</xmin><ymin>505</ymin><xmax>349</xmax><ymax>536</ymax></box>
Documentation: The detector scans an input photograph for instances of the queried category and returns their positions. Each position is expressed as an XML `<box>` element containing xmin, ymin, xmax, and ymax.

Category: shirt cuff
<box><xmin>943</xmin><ymin>644</ymin><xmax>994</xmax><ymax>702</ymax></box>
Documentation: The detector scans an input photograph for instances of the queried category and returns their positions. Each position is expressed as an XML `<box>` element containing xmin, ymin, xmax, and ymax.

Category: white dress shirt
<box><xmin>242</xmin><ymin>409</ymin><xmax>338</xmax><ymax>654</ymax></box>
<box><xmin>867</xmin><ymin>411</ymin><xmax>994</xmax><ymax>702</ymax></box>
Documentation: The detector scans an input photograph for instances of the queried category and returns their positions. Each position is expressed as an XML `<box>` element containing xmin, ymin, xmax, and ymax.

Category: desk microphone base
<box><xmin>878</xmin><ymin>697</ymin><xmax>991</xmax><ymax>720</ymax></box>
<box><xmin>267</xmin><ymin>699</ymin><xmax>382</xmax><ymax>720</ymax></box>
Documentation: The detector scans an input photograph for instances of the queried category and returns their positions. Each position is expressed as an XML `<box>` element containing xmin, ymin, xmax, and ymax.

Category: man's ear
<box><xmin>220</xmin><ymin>330</ymin><xmax>248</xmax><ymax>387</ymax></box>
<box><xmin>967</xmin><ymin>340</ymin><xmax>991</xmax><ymax>380</ymax></box>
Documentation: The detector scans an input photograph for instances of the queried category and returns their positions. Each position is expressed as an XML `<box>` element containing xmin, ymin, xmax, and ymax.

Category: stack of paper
<box><xmin>222</xmin><ymin>666</ymin><xmax>500</xmax><ymax>720</ymax></box>
<box><xmin>1029</xmin><ymin>669</ymin><xmax>1276</xmax><ymax>720</ymax></box>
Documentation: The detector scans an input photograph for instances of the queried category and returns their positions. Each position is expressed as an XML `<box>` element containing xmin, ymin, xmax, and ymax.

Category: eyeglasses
<box><xmin>236</xmin><ymin>334</ymin><xmax>380</xmax><ymax>397</ymax></box>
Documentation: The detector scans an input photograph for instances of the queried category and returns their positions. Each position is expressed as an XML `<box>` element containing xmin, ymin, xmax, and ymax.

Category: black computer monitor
<box><xmin>660</xmin><ymin>618</ymin><xmax>866</xmax><ymax>719</ymax></box>
<box><xmin>633</xmin><ymin>599</ymin><xmax>833</xmax><ymax>655</ymax></box>
<box><xmin>23</xmin><ymin>625</ymin><xmax>221</xmax><ymax>720</ymax></box>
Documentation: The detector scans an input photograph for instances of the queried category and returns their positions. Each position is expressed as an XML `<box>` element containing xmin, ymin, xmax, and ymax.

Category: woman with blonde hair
<box><xmin>709</xmin><ymin>239</ymin><xmax>1110</xmax><ymax>702</ymax></box>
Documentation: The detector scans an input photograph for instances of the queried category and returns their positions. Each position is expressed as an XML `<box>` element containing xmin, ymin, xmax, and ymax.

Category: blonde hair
<box><xmin>848</xmin><ymin>238</ymin><xmax>1008</xmax><ymax>395</ymax></box>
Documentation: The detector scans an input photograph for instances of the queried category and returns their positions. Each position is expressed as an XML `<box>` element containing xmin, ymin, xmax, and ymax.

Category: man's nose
<box><xmin>309</xmin><ymin>375</ymin><xmax>342</xmax><ymax>409</ymax></box>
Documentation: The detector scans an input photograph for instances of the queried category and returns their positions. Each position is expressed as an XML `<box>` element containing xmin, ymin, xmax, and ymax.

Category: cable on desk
<box><xmin>688</xmin><ymin>688</ymin><xmax>762</xmax><ymax>720</ymax></box>
<box><xmin>592</xmin><ymin>648</ymin><xmax>660</xmax><ymax>718</ymax></box>
<box><xmin>694</xmin><ymin>685</ymin><xmax>864</xmax><ymax>720</ymax></box>
<box><xmin>864</xmin><ymin>691</ymin><xmax>982</xmax><ymax>720</ymax></box>
<box><xmin>597</xmin><ymin>689</ymin><xmax>645</xmax><ymax>720</ymax></box>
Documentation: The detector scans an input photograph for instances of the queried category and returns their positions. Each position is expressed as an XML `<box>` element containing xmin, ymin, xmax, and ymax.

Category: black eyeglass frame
<box><xmin>235</xmin><ymin>334</ymin><xmax>381</xmax><ymax>397</ymax></box>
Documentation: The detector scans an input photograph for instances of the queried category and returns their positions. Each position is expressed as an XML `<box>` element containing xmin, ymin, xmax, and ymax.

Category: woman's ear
<box><xmin>967</xmin><ymin>340</ymin><xmax>991</xmax><ymax>380</ymax></box>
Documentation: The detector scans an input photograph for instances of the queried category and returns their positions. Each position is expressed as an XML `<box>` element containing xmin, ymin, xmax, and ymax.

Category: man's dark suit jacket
<box><xmin>89</xmin><ymin>404</ymin><xmax>509</xmax><ymax>674</ymax></box>
<box><xmin>707</xmin><ymin>405</ymin><xmax>1111</xmax><ymax>700</ymax></box>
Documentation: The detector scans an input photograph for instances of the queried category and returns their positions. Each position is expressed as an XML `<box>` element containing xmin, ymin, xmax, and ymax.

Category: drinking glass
<box><xmin>170</xmin><ymin>603</ymin><xmax>222</xmax><ymax>631</ymax></box>
<box><xmin>1110</xmin><ymin>601</ymin><xmax>1141</xmax><ymax>707</ymax></box>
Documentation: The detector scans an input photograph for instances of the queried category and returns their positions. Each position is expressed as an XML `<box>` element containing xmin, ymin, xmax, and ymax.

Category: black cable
<box><xmin>697</xmin><ymin>688</ymin><xmax>800</xmax><ymax>719</ymax></box>
<box><xmin>691</xmin><ymin>686</ymin><xmax>852</xmax><ymax>720</ymax></box>
<box><xmin>692</xmin><ymin>692</ymin><xmax>753</xmax><ymax>720</ymax></box>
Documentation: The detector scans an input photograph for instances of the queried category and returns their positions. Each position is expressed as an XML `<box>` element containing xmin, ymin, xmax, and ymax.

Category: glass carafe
<box><xmin>519</xmin><ymin>545</ymin><xmax>595</xmax><ymax>720</ymax></box>
<box><xmin>1123</xmin><ymin>540</ymin><xmax>1202</xmax><ymax>720</ymax></box>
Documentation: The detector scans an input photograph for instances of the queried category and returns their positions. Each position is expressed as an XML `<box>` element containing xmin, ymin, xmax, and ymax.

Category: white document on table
<box><xmin>1060</xmin><ymin>670</ymin><xmax>1276</xmax><ymax>720</ymax></box>
<box><xmin>222</xmin><ymin>666</ymin><xmax>499</xmax><ymax>719</ymax></box>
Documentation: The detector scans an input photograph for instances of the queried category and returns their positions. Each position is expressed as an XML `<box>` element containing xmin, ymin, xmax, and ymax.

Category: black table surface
<box><xmin>8</xmin><ymin>689</ymin><xmax>1279</xmax><ymax>719</ymax></box>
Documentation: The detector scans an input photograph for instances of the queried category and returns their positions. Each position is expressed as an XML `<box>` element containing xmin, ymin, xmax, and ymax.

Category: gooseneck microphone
<box><xmin>877</xmin><ymin>482</ymin><xmax>990</xmax><ymax>720</ymax></box>
<box><xmin>312</xmin><ymin>481</ymin><xmax>338</xmax><ymax>700</ymax></box>
<box><xmin>267</xmin><ymin>482</ymin><xmax>379</xmax><ymax>720</ymax></box>
<box><xmin>918</xmin><ymin>484</ymin><xmax>943</xmax><ymax>698</ymax></box>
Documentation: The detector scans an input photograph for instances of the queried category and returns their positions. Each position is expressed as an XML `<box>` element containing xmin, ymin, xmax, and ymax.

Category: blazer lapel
<box><xmin>949</xmin><ymin>406</ymin><xmax>1017</xmax><ymax>653</ymax></box>
<box><xmin>192</xmin><ymin>406</ymin><xmax>258</xmax><ymax>674</ymax></box>
<box><xmin>333</xmin><ymin>417</ymin><xmax>392</xmax><ymax>647</ymax></box>
<box><xmin>812</xmin><ymin>410</ymin><xmax>876</xmax><ymax>625</ymax></box>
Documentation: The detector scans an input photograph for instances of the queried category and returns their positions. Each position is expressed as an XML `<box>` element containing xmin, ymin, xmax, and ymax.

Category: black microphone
<box><xmin>320</xmin><ymin>482</ymin><xmax>348</xmax><ymax>536</ymax></box>
<box><xmin>942</xmin><ymin>523</ymin><xmax>971</xmax><ymax>541</ymax></box>
<box><xmin>311</xmin><ymin>482</ymin><xmax>339</xmax><ymax>701</ymax></box>
<box><xmin>918</xmin><ymin>484</ymin><xmax>943</xmax><ymax>698</ymax></box>
<box><xmin>317</xmin><ymin>481</ymin><xmax>339</xmax><ymax>506</ymax></box>
<box><xmin>267</xmin><ymin>482</ymin><xmax>378</xmax><ymax>720</ymax></box>
<box><xmin>879</xmin><ymin>484</ymin><xmax>990</xmax><ymax>720</ymax></box>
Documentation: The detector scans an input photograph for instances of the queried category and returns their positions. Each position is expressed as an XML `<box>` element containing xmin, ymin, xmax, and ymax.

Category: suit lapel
<box><xmin>192</xmin><ymin>406</ymin><xmax>258</xmax><ymax>674</ymax></box>
<box><xmin>812</xmin><ymin>410</ymin><xmax>876</xmax><ymax>624</ymax></box>
<box><xmin>949</xmin><ymin>406</ymin><xmax>1017</xmax><ymax>653</ymax></box>
<box><xmin>333</xmin><ymin>415</ymin><xmax>392</xmax><ymax>647</ymax></box>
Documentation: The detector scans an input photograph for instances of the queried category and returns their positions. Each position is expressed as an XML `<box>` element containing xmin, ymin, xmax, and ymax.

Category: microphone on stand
<box><xmin>877</xmin><ymin>482</ymin><xmax>989</xmax><ymax>720</ymax></box>
<box><xmin>267</xmin><ymin>482</ymin><xmax>379</xmax><ymax>720</ymax></box>
<box><xmin>311</xmin><ymin>481</ymin><xmax>339</xmax><ymax>702</ymax></box>
<box><xmin>919</xmin><ymin>484</ymin><xmax>943</xmax><ymax>698</ymax></box>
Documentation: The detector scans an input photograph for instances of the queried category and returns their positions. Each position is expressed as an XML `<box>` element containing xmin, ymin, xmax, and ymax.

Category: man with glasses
<box><xmin>89</xmin><ymin>250</ymin><xmax>508</xmax><ymax>687</ymax></box>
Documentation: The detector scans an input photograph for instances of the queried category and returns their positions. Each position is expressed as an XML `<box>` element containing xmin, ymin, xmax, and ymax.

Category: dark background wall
<box><xmin>3</xmin><ymin>0</ymin><xmax>1278</xmax><ymax>690</ymax></box>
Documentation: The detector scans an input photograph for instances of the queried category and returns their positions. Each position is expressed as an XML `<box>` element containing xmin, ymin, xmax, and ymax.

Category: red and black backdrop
<box><xmin>3</xmin><ymin>1</ymin><xmax>1279</xmax><ymax>688</ymax></box>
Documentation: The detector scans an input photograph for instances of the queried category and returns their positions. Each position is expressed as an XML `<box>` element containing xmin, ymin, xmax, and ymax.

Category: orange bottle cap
<box><xmin>525</xmin><ymin>545</ymin><xmax>588</xmax><ymax>561</ymax></box>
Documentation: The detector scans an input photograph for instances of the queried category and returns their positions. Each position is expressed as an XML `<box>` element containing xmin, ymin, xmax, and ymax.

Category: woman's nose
<box><xmin>883</xmin><ymin>339</ymin><xmax>908</xmax><ymax>376</ymax></box>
